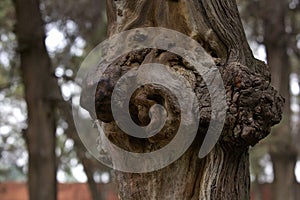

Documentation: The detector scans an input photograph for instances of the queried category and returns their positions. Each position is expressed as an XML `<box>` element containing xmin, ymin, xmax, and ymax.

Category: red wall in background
<box><xmin>2</xmin><ymin>182</ymin><xmax>299</xmax><ymax>200</ymax></box>
<box><xmin>0</xmin><ymin>182</ymin><xmax>118</xmax><ymax>200</ymax></box>
<box><xmin>250</xmin><ymin>183</ymin><xmax>300</xmax><ymax>200</ymax></box>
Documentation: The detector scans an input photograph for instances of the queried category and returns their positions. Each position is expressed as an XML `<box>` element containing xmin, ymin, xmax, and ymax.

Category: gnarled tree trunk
<box><xmin>81</xmin><ymin>0</ymin><xmax>284</xmax><ymax>199</ymax></box>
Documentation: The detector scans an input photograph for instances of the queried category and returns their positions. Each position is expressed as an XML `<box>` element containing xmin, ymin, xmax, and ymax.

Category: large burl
<box><xmin>80</xmin><ymin>48</ymin><xmax>283</xmax><ymax>152</ymax></box>
<box><xmin>79</xmin><ymin>46</ymin><xmax>283</xmax><ymax>199</ymax></box>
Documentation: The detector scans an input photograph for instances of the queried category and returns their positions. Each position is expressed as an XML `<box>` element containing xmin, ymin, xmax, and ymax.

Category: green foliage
<box><xmin>0</xmin><ymin>0</ymin><xmax>14</xmax><ymax>31</ymax></box>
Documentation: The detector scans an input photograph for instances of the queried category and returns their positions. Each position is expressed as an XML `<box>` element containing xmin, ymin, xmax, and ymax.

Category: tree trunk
<box><xmin>13</xmin><ymin>1</ymin><xmax>106</xmax><ymax>200</ymax></box>
<box><xmin>251</xmin><ymin>180</ymin><xmax>263</xmax><ymax>200</ymax></box>
<box><xmin>261</xmin><ymin>0</ymin><xmax>298</xmax><ymax>199</ymax></box>
<box><xmin>59</xmin><ymin>101</ymin><xmax>105</xmax><ymax>200</ymax></box>
<box><xmin>13</xmin><ymin>0</ymin><xmax>58</xmax><ymax>199</ymax></box>
<box><xmin>80</xmin><ymin>0</ymin><xmax>284</xmax><ymax>199</ymax></box>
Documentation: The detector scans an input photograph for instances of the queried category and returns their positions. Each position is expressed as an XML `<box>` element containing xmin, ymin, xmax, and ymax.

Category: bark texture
<box><xmin>81</xmin><ymin>0</ymin><xmax>284</xmax><ymax>199</ymax></box>
<box><xmin>13</xmin><ymin>0</ymin><xmax>58</xmax><ymax>199</ymax></box>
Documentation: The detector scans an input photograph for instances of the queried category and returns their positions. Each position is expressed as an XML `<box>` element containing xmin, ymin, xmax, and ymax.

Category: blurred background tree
<box><xmin>240</xmin><ymin>0</ymin><xmax>300</xmax><ymax>199</ymax></box>
<box><xmin>1</xmin><ymin>0</ymin><xmax>110</xmax><ymax>199</ymax></box>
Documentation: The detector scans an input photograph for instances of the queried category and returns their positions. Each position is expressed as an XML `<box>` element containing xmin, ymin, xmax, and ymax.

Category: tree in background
<box><xmin>11</xmin><ymin>0</ymin><xmax>108</xmax><ymax>199</ymax></box>
<box><xmin>13</xmin><ymin>0</ymin><xmax>58</xmax><ymax>199</ymax></box>
<box><xmin>240</xmin><ymin>0</ymin><xmax>300</xmax><ymax>199</ymax></box>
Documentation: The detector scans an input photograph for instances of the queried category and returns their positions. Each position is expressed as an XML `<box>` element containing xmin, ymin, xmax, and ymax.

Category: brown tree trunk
<box><xmin>59</xmin><ymin>101</ymin><xmax>105</xmax><ymax>200</ymax></box>
<box><xmin>262</xmin><ymin>0</ymin><xmax>298</xmax><ymax>199</ymax></box>
<box><xmin>251</xmin><ymin>180</ymin><xmax>263</xmax><ymax>200</ymax></box>
<box><xmin>13</xmin><ymin>1</ymin><xmax>105</xmax><ymax>200</ymax></box>
<box><xmin>13</xmin><ymin>0</ymin><xmax>57</xmax><ymax>199</ymax></box>
<box><xmin>80</xmin><ymin>0</ymin><xmax>283</xmax><ymax>199</ymax></box>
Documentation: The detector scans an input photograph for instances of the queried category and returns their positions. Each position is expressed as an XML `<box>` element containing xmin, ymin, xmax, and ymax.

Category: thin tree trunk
<box><xmin>262</xmin><ymin>0</ymin><xmax>298</xmax><ymax>199</ymax></box>
<box><xmin>13</xmin><ymin>0</ymin><xmax>57</xmax><ymax>199</ymax></box>
<box><xmin>251</xmin><ymin>180</ymin><xmax>263</xmax><ymax>200</ymax></box>
<box><xmin>80</xmin><ymin>0</ymin><xmax>284</xmax><ymax>199</ymax></box>
<box><xmin>13</xmin><ymin>1</ymin><xmax>104</xmax><ymax>199</ymax></box>
<box><xmin>60</xmin><ymin>101</ymin><xmax>105</xmax><ymax>200</ymax></box>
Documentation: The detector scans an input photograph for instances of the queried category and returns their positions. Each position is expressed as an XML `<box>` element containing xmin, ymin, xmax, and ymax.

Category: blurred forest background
<box><xmin>0</xmin><ymin>0</ymin><xmax>299</xmax><ymax>199</ymax></box>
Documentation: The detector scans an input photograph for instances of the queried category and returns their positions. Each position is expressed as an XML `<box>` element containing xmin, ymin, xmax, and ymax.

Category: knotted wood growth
<box><xmin>80</xmin><ymin>0</ymin><xmax>284</xmax><ymax>199</ymax></box>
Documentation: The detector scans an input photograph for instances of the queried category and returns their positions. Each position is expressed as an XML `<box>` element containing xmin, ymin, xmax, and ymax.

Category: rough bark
<box><xmin>81</xmin><ymin>0</ymin><xmax>284</xmax><ymax>199</ymax></box>
<box><xmin>91</xmin><ymin>49</ymin><xmax>282</xmax><ymax>200</ymax></box>
<box><xmin>13</xmin><ymin>0</ymin><xmax>58</xmax><ymax>199</ymax></box>
<box><xmin>261</xmin><ymin>0</ymin><xmax>298</xmax><ymax>199</ymax></box>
